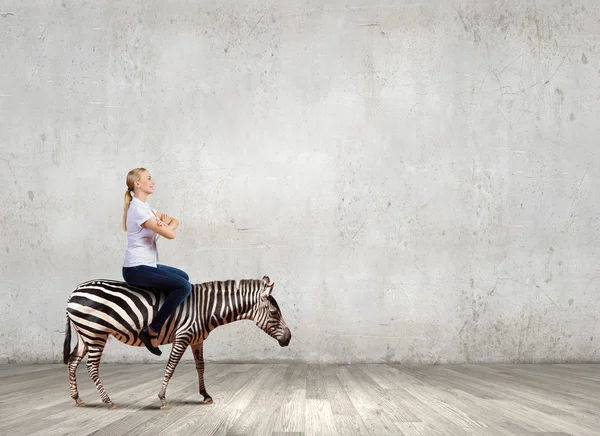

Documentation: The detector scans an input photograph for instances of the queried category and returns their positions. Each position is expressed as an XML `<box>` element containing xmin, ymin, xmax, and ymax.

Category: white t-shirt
<box><xmin>123</xmin><ymin>196</ymin><xmax>160</xmax><ymax>268</ymax></box>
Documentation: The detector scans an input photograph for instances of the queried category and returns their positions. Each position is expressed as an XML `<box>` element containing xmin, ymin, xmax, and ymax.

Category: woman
<box><xmin>121</xmin><ymin>167</ymin><xmax>192</xmax><ymax>356</ymax></box>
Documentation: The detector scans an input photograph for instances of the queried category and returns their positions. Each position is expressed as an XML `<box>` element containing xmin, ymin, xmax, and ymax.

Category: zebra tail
<box><xmin>63</xmin><ymin>314</ymin><xmax>71</xmax><ymax>364</ymax></box>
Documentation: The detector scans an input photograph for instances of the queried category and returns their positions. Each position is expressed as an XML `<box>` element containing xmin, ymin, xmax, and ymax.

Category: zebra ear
<box><xmin>263</xmin><ymin>275</ymin><xmax>270</xmax><ymax>284</ymax></box>
<box><xmin>261</xmin><ymin>282</ymin><xmax>274</xmax><ymax>298</ymax></box>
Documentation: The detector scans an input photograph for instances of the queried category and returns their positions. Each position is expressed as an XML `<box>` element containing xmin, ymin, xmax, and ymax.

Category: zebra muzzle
<box><xmin>279</xmin><ymin>327</ymin><xmax>292</xmax><ymax>347</ymax></box>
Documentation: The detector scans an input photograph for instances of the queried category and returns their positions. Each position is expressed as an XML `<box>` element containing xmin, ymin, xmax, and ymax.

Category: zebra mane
<box><xmin>236</xmin><ymin>279</ymin><xmax>267</xmax><ymax>290</ymax></box>
<box><xmin>267</xmin><ymin>295</ymin><xmax>280</xmax><ymax>310</ymax></box>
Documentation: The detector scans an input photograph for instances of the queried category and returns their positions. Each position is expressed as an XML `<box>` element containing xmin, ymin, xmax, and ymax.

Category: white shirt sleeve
<box><xmin>136</xmin><ymin>208</ymin><xmax>154</xmax><ymax>227</ymax></box>
<box><xmin>129</xmin><ymin>205</ymin><xmax>155</xmax><ymax>230</ymax></box>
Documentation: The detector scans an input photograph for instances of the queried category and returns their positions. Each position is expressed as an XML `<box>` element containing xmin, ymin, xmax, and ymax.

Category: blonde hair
<box><xmin>122</xmin><ymin>167</ymin><xmax>148</xmax><ymax>231</ymax></box>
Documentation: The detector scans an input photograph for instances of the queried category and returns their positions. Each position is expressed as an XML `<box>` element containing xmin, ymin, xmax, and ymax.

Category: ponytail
<box><xmin>122</xmin><ymin>190</ymin><xmax>133</xmax><ymax>231</ymax></box>
<box><xmin>123</xmin><ymin>167</ymin><xmax>147</xmax><ymax>231</ymax></box>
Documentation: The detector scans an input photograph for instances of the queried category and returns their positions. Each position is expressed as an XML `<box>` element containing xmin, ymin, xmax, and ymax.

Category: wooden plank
<box><xmin>305</xmin><ymin>399</ymin><xmax>336</xmax><ymax>436</ymax></box>
<box><xmin>1</xmin><ymin>363</ymin><xmax>599</xmax><ymax>436</ymax></box>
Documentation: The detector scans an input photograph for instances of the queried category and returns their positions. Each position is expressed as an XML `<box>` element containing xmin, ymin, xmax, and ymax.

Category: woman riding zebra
<box><xmin>121</xmin><ymin>167</ymin><xmax>192</xmax><ymax>356</ymax></box>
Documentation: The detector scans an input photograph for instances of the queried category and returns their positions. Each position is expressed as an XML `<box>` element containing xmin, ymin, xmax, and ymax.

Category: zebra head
<box><xmin>254</xmin><ymin>276</ymin><xmax>292</xmax><ymax>347</ymax></box>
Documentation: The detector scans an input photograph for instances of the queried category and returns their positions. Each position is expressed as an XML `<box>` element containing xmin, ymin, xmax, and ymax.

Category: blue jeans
<box><xmin>122</xmin><ymin>264</ymin><xmax>193</xmax><ymax>333</ymax></box>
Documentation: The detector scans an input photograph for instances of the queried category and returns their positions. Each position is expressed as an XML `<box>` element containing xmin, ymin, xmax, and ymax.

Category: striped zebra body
<box><xmin>64</xmin><ymin>276</ymin><xmax>291</xmax><ymax>409</ymax></box>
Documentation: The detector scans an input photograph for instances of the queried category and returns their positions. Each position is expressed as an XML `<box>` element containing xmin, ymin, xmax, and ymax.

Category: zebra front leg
<box><xmin>157</xmin><ymin>338</ymin><xmax>189</xmax><ymax>410</ymax></box>
<box><xmin>85</xmin><ymin>340</ymin><xmax>116</xmax><ymax>410</ymax></box>
<box><xmin>191</xmin><ymin>342</ymin><xmax>213</xmax><ymax>404</ymax></box>
<box><xmin>67</xmin><ymin>332</ymin><xmax>88</xmax><ymax>407</ymax></box>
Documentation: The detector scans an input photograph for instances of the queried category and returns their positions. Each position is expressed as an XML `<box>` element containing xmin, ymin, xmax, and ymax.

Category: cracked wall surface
<box><xmin>1</xmin><ymin>0</ymin><xmax>600</xmax><ymax>363</ymax></box>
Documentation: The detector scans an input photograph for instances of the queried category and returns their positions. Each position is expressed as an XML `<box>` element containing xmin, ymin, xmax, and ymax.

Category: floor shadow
<box><xmin>163</xmin><ymin>399</ymin><xmax>212</xmax><ymax>406</ymax></box>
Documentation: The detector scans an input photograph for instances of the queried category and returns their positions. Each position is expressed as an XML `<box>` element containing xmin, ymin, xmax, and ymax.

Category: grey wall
<box><xmin>1</xmin><ymin>0</ymin><xmax>599</xmax><ymax>364</ymax></box>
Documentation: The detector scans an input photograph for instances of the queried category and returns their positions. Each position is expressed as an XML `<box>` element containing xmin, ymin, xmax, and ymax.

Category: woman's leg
<box><xmin>123</xmin><ymin>266</ymin><xmax>193</xmax><ymax>351</ymax></box>
<box><xmin>156</xmin><ymin>264</ymin><xmax>190</xmax><ymax>281</ymax></box>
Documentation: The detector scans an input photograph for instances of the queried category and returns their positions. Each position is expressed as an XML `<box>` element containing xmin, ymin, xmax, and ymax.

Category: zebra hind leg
<box><xmin>68</xmin><ymin>331</ymin><xmax>88</xmax><ymax>407</ymax></box>
<box><xmin>157</xmin><ymin>338</ymin><xmax>189</xmax><ymax>410</ymax></box>
<box><xmin>84</xmin><ymin>336</ymin><xmax>117</xmax><ymax>410</ymax></box>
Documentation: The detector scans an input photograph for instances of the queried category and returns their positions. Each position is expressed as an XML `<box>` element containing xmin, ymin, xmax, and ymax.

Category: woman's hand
<box><xmin>156</xmin><ymin>211</ymin><xmax>179</xmax><ymax>230</ymax></box>
<box><xmin>144</xmin><ymin>218</ymin><xmax>176</xmax><ymax>239</ymax></box>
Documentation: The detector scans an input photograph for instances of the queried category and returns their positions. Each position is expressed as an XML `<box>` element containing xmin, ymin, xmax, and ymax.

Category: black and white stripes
<box><xmin>63</xmin><ymin>276</ymin><xmax>291</xmax><ymax>409</ymax></box>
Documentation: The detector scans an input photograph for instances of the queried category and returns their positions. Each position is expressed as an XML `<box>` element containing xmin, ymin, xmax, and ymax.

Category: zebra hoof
<box><xmin>160</xmin><ymin>403</ymin><xmax>171</xmax><ymax>410</ymax></box>
<box><xmin>204</xmin><ymin>398</ymin><xmax>213</xmax><ymax>404</ymax></box>
<box><xmin>76</xmin><ymin>401</ymin><xmax>86</xmax><ymax>407</ymax></box>
<box><xmin>108</xmin><ymin>403</ymin><xmax>117</xmax><ymax>411</ymax></box>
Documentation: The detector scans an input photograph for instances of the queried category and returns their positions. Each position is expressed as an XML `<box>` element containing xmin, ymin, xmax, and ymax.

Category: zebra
<box><xmin>63</xmin><ymin>275</ymin><xmax>291</xmax><ymax>410</ymax></box>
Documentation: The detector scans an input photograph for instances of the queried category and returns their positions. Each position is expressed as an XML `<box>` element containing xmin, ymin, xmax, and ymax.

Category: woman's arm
<box><xmin>156</xmin><ymin>211</ymin><xmax>179</xmax><ymax>230</ymax></box>
<box><xmin>143</xmin><ymin>218</ymin><xmax>176</xmax><ymax>239</ymax></box>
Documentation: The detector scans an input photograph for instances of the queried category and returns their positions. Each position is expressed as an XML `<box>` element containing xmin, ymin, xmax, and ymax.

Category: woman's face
<box><xmin>135</xmin><ymin>171</ymin><xmax>155</xmax><ymax>195</ymax></box>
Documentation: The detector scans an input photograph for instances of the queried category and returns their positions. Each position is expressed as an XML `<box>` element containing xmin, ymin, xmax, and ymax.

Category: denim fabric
<box><xmin>122</xmin><ymin>264</ymin><xmax>192</xmax><ymax>332</ymax></box>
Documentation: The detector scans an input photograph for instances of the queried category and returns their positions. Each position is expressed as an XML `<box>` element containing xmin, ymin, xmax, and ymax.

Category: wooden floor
<box><xmin>0</xmin><ymin>363</ymin><xmax>599</xmax><ymax>436</ymax></box>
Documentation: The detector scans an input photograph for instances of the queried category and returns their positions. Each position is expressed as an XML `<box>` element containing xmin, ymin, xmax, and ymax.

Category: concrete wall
<box><xmin>1</xmin><ymin>0</ymin><xmax>599</xmax><ymax>364</ymax></box>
